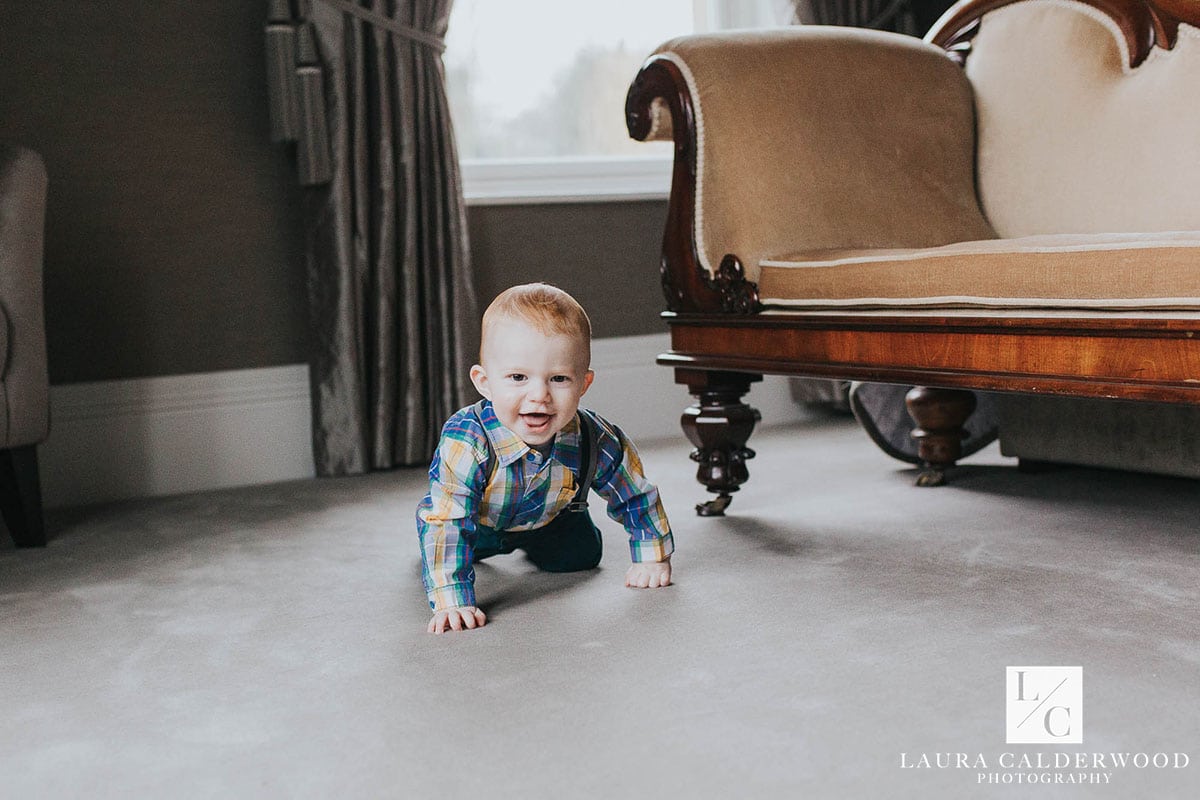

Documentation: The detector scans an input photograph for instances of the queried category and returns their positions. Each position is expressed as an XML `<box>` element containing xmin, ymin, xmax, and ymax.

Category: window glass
<box><xmin>444</xmin><ymin>0</ymin><xmax>697</xmax><ymax>160</ymax></box>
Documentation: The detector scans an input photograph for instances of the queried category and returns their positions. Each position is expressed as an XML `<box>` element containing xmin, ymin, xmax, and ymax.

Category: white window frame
<box><xmin>457</xmin><ymin>0</ymin><xmax>786</xmax><ymax>205</ymax></box>
<box><xmin>461</xmin><ymin>156</ymin><xmax>674</xmax><ymax>205</ymax></box>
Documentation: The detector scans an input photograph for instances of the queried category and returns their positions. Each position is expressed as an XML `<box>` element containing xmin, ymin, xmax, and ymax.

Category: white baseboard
<box><xmin>40</xmin><ymin>334</ymin><xmax>806</xmax><ymax>508</ymax></box>
<box><xmin>42</xmin><ymin>365</ymin><xmax>315</xmax><ymax>509</ymax></box>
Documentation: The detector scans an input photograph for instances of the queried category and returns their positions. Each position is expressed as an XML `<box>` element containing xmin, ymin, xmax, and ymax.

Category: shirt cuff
<box><xmin>629</xmin><ymin>531</ymin><xmax>674</xmax><ymax>563</ymax></box>
<box><xmin>427</xmin><ymin>581</ymin><xmax>476</xmax><ymax>611</ymax></box>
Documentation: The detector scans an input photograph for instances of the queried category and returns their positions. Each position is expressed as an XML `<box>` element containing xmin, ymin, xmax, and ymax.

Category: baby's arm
<box><xmin>418</xmin><ymin>412</ymin><xmax>491</xmax><ymax>633</ymax></box>
<box><xmin>428</xmin><ymin>606</ymin><xmax>488</xmax><ymax>634</ymax></box>
<box><xmin>625</xmin><ymin>557</ymin><xmax>671</xmax><ymax>589</ymax></box>
<box><xmin>586</xmin><ymin>414</ymin><xmax>675</xmax><ymax>591</ymax></box>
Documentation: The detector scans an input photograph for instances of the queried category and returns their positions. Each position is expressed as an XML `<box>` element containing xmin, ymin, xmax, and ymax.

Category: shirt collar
<box><xmin>478</xmin><ymin>400</ymin><xmax>581</xmax><ymax>468</ymax></box>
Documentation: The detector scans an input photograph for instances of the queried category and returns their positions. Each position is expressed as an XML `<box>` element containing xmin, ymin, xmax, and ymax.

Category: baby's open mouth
<box><xmin>521</xmin><ymin>412</ymin><xmax>552</xmax><ymax>427</ymax></box>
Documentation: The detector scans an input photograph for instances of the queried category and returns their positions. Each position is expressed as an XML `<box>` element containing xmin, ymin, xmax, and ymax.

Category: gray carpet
<box><xmin>2</xmin><ymin>413</ymin><xmax>1198</xmax><ymax>799</ymax></box>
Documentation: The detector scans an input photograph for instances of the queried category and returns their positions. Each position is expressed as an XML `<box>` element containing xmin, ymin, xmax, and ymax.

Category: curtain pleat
<box><xmin>269</xmin><ymin>0</ymin><xmax>478</xmax><ymax>475</ymax></box>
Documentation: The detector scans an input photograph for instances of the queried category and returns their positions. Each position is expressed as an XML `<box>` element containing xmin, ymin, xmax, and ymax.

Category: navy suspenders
<box><xmin>565</xmin><ymin>411</ymin><xmax>597</xmax><ymax>513</ymax></box>
<box><xmin>471</xmin><ymin>400</ymin><xmax>597</xmax><ymax>514</ymax></box>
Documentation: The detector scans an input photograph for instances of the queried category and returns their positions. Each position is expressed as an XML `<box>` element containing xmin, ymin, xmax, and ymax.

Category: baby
<box><xmin>417</xmin><ymin>283</ymin><xmax>674</xmax><ymax>633</ymax></box>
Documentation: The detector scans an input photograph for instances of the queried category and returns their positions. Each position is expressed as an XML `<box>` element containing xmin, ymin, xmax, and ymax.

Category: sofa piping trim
<box><xmin>760</xmin><ymin>295</ymin><xmax>1200</xmax><ymax>310</ymax></box>
<box><xmin>760</xmin><ymin>236</ymin><xmax>1200</xmax><ymax>270</ymax></box>
<box><xmin>987</xmin><ymin>0</ymin><xmax>1133</xmax><ymax>74</ymax></box>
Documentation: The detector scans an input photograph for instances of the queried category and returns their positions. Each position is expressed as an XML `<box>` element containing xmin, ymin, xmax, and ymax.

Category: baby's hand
<box><xmin>625</xmin><ymin>558</ymin><xmax>672</xmax><ymax>589</ymax></box>
<box><xmin>428</xmin><ymin>606</ymin><xmax>487</xmax><ymax>634</ymax></box>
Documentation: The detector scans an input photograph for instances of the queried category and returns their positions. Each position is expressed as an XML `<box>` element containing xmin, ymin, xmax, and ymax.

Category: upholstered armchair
<box><xmin>626</xmin><ymin>0</ymin><xmax>1200</xmax><ymax>513</ymax></box>
<box><xmin>0</xmin><ymin>143</ymin><xmax>50</xmax><ymax>546</ymax></box>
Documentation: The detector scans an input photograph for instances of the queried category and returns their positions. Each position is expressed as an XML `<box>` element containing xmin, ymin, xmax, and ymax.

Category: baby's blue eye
<box><xmin>550</xmin><ymin>375</ymin><xmax>570</xmax><ymax>383</ymax></box>
<box><xmin>509</xmin><ymin>374</ymin><xmax>526</xmax><ymax>382</ymax></box>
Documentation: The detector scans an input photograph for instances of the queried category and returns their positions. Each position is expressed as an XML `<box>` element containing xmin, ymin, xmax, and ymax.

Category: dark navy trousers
<box><xmin>473</xmin><ymin>509</ymin><xmax>603</xmax><ymax>572</ymax></box>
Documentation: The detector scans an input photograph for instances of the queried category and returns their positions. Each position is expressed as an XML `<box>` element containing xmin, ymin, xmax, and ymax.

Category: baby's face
<box><xmin>470</xmin><ymin>318</ymin><xmax>593</xmax><ymax>447</ymax></box>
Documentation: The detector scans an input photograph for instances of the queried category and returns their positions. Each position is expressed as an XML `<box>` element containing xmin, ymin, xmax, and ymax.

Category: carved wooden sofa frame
<box><xmin>625</xmin><ymin>0</ymin><xmax>1200</xmax><ymax>515</ymax></box>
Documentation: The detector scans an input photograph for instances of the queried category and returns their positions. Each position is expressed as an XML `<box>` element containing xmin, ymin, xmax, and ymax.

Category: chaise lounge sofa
<box><xmin>625</xmin><ymin>0</ymin><xmax>1200</xmax><ymax>513</ymax></box>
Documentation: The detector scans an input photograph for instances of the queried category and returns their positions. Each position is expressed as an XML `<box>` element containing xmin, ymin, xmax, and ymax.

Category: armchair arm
<box><xmin>626</xmin><ymin>26</ymin><xmax>995</xmax><ymax>313</ymax></box>
<box><xmin>0</xmin><ymin>144</ymin><xmax>50</xmax><ymax>447</ymax></box>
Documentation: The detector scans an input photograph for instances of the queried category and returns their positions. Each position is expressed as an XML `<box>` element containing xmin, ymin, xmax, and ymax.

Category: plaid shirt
<box><xmin>417</xmin><ymin>401</ymin><xmax>674</xmax><ymax>610</ymax></box>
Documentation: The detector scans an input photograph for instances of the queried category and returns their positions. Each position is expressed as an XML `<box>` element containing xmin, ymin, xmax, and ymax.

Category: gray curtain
<box><xmin>266</xmin><ymin>0</ymin><xmax>479</xmax><ymax>475</ymax></box>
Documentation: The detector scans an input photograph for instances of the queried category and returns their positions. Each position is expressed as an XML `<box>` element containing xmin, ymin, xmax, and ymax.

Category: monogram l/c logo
<box><xmin>1006</xmin><ymin>666</ymin><xmax>1083</xmax><ymax>744</ymax></box>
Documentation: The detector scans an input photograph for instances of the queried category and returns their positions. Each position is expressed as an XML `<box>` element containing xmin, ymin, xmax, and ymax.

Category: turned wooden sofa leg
<box><xmin>677</xmin><ymin>369</ymin><xmax>762</xmax><ymax>516</ymax></box>
<box><xmin>904</xmin><ymin>387</ymin><xmax>976</xmax><ymax>487</ymax></box>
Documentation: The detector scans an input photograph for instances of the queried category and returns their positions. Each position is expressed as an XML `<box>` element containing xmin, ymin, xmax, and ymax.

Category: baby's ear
<box><xmin>580</xmin><ymin>369</ymin><xmax>595</xmax><ymax>395</ymax></box>
<box><xmin>469</xmin><ymin>365</ymin><xmax>491</xmax><ymax>399</ymax></box>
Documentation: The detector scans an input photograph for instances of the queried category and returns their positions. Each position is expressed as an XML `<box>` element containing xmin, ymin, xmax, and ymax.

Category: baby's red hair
<box><xmin>480</xmin><ymin>283</ymin><xmax>592</xmax><ymax>362</ymax></box>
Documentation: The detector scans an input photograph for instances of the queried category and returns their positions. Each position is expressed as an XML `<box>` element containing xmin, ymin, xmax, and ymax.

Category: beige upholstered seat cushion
<box><xmin>758</xmin><ymin>232</ymin><xmax>1200</xmax><ymax>310</ymax></box>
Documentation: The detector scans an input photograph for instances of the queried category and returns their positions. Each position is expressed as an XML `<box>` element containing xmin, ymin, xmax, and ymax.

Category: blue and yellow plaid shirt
<box><xmin>417</xmin><ymin>401</ymin><xmax>674</xmax><ymax>610</ymax></box>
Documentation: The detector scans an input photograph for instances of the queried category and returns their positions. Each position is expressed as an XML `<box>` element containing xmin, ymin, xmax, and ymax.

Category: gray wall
<box><xmin>0</xmin><ymin>3</ymin><xmax>668</xmax><ymax>385</ymax></box>
<box><xmin>470</xmin><ymin>201</ymin><xmax>667</xmax><ymax>341</ymax></box>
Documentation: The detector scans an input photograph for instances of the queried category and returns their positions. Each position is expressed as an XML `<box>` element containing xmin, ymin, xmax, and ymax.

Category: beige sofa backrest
<box><xmin>965</xmin><ymin>0</ymin><xmax>1200</xmax><ymax>237</ymax></box>
<box><xmin>648</xmin><ymin>27</ymin><xmax>995</xmax><ymax>282</ymax></box>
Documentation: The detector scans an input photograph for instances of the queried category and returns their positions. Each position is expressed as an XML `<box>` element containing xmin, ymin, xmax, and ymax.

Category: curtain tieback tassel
<box><xmin>264</xmin><ymin>22</ymin><xmax>300</xmax><ymax>143</ymax></box>
<box><xmin>294</xmin><ymin>22</ymin><xmax>332</xmax><ymax>186</ymax></box>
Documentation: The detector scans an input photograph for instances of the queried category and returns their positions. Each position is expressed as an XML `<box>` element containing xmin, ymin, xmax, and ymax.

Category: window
<box><xmin>444</xmin><ymin>0</ymin><xmax>789</xmax><ymax>203</ymax></box>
